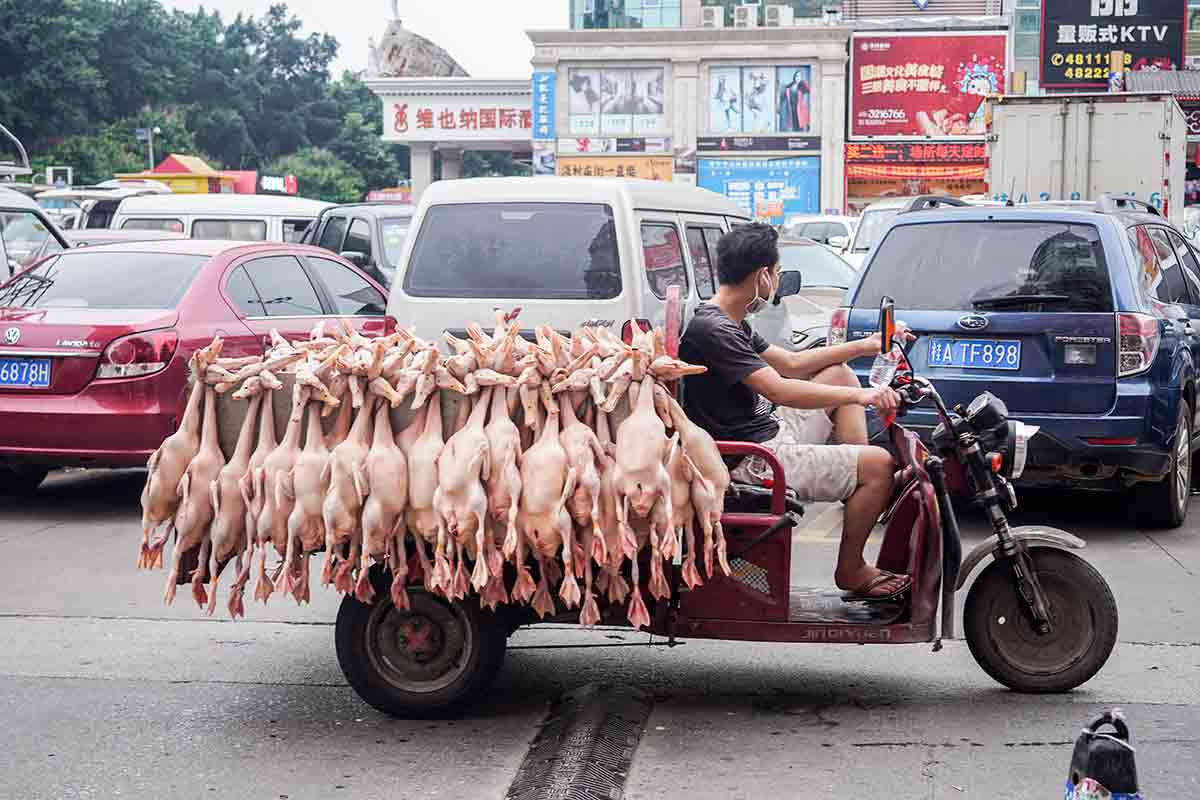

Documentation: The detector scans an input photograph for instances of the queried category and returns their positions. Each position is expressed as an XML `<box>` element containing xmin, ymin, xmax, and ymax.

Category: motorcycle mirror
<box><xmin>879</xmin><ymin>296</ymin><xmax>896</xmax><ymax>354</ymax></box>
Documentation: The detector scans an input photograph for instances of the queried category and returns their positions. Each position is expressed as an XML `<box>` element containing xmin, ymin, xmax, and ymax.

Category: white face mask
<box><xmin>745</xmin><ymin>269</ymin><xmax>776</xmax><ymax>316</ymax></box>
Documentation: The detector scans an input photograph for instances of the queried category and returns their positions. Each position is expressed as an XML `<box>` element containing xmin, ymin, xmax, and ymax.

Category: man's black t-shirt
<box><xmin>679</xmin><ymin>304</ymin><xmax>780</xmax><ymax>443</ymax></box>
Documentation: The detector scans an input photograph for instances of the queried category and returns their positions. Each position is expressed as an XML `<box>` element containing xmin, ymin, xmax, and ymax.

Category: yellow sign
<box><xmin>556</xmin><ymin>156</ymin><xmax>673</xmax><ymax>182</ymax></box>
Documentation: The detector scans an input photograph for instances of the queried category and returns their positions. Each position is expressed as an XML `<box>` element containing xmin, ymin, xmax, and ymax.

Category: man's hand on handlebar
<box><xmin>856</xmin><ymin>321</ymin><xmax>915</xmax><ymax>358</ymax></box>
<box><xmin>857</xmin><ymin>385</ymin><xmax>901</xmax><ymax>413</ymax></box>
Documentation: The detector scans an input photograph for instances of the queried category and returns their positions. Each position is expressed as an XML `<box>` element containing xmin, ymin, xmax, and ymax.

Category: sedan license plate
<box><xmin>0</xmin><ymin>357</ymin><xmax>52</xmax><ymax>388</ymax></box>
<box><xmin>928</xmin><ymin>338</ymin><xmax>1021</xmax><ymax>370</ymax></box>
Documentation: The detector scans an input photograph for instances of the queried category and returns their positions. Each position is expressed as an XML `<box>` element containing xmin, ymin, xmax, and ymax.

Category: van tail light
<box><xmin>828</xmin><ymin>307</ymin><xmax>849</xmax><ymax>346</ymax></box>
<box><xmin>1116</xmin><ymin>313</ymin><xmax>1159</xmax><ymax>377</ymax></box>
<box><xmin>621</xmin><ymin>318</ymin><xmax>652</xmax><ymax>345</ymax></box>
<box><xmin>97</xmin><ymin>330</ymin><xmax>179</xmax><ymax>379</ymax></box>
<box><xmin>384</xmin><ymin>315</ymin><xmax>399</xmax><ymax>336</ymax></box>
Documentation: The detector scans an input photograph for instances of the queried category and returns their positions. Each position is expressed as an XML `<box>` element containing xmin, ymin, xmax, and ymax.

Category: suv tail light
<box><xmin>1117</xmin><ymin>313</ymin><xmax>1159</xmax><ymax>377</ymax></box>
<box><xmin>828</xmin><ymin>308</ymin><xmax>849</xmax><ymax>346</ymax></box>
<box><xmin>97</xmin><ymin>330</ymin><xmax>179</xmax><ymax>379</ymax></box>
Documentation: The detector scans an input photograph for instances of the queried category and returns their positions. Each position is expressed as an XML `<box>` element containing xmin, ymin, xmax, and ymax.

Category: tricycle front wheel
<box><xmin>335</xmin><ymin>570</ymin><xmax>507</xmax><ymax>718</ymax></box>
<box><xmin>964</xmin><ymin>547</ymin><xmax>1117</xmax><ymax>693</ymax></box>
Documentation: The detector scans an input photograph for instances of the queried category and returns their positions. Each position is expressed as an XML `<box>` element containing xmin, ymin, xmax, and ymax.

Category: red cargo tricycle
<box><xmin>334</xmin><ymin>298</ymin><xmax>1118</xmax><ymax>717</ymax></box>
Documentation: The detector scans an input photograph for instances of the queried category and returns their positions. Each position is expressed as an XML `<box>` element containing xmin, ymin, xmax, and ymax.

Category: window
<box><xmin>804</xmin><ymin>222</ymin><xmax>834</xmax><ymax>244</ymax></box>
<box><xmin>380</xmin><ymin>217</ymin><xmax>411</xmax><ymax>267</ymax></box>
<box><xmin>778</xmin><ymin>243</ymin><xmax>855</xmax><ymax>289</ymax></box>
<box><xmin>640</xmin><ymin>222</ymin><xmax>689</xmax><ymax>300</ymax></box>
<box><xmin>856</xmin><ymin>221</ymin><xmax>1114</xmax><ymax>313</ymax></box>
<box><xmin>241</xmin><ymin>255</ymin><xmax>323</xmax><ymax>316</ymax></box>
<box><xmin>1190</xmin><ymin>0</ymin><xmax>1200</xmax><ymax>33</ymax></box>
<box><xmin>283</xmin><ymin>219</ymin><xmax>313</xmax><ymax>243</ymax></box>
<box><xmin>307</xmin><ymin>257</ymin><xmax>387</xmax><ymax>316</ymax></box>
<box><xmin>1145</xmin><ymin>227</ymin><xmax>1189</xmax><ymax>305</ymax></box>
<box><xmin>686</xmin><ymin>226</ymin><xmax>720</xmax><ymax>300</ymax></box>
<box><xmin>1014</xmin><ymin>9</ymin><xmax>1042</xmax><ymax>59</ymax></box>
<box><xmin>0</xmin><ymin>210</ymin><xmax>59</xmax><ymax>272</ymax></box>
<box><xmin>567</xmin><ymin>67</ymin><xmax>666</xmax><ymax>135</ymax></box>
<box><xmin>225</xmin><ymin>266</ymin><xmax>267</xmax><ymax>317</ymax></box>
<box><xmin>852</xmin><ymin>207</ymin><xmax>901</xmax><ymax>253</ymax></box>
<box><xmin>318</xmin><ymin>216</ymin><xmax>348</xmax><ymax>251</ymax></box>
<box><xmin>0</xmin><ymin>252</ymin><xmax>206</xmax><ymax>310</ymax></box>
<box><xmin>405</xmin><ymin>203</ymin><xmax>621</xmax><ymax>300</ymax></box>
<box><xmin>709</xmin><ymin>65</ymin><xmax>813</xmax><ymax>135</ymax></box>
<box><xmin>343</xmin><ymin>219</ymin><xmax>372</xmax><ymax>259</ymax></box>
<box><xmin>121</xmin><ymin>218</ymin><xmax>184</xmax><ymax>233</ymax></box>
<box><xmin>1168</xmin><ymin>229</ymin><xmax>1200</xmax><ymax>303</ymax></box>
<box><xmin>192</xmin><ymin>219</ymin><xmax>268</xmax><ymax>240</ymax></box>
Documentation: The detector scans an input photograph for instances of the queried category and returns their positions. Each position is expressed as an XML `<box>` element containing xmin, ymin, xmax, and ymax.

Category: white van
<box><xmin>385</xmin><ymin>176</ymin><xmax>798</xmax><ymax>348</ymax></box>
<box><xmin>110</xmin><ymin>194</ymin><xmax>331</xmax><ymax>243</ymax></box>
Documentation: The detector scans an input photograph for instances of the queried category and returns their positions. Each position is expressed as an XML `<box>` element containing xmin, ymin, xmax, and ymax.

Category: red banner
<box><xmin>850</xmin><ymin>32</ymin><xmax>1006</xmax><ymax>140</ymax></box>
<box><xmin>845</xmin><ymin>142</ymin><xmax>988</xmax><ymax>163</ymax></box>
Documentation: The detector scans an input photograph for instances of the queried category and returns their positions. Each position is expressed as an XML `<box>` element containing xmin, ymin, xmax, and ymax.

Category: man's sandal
<box><xmin>840</xmin><ymin>571</ymin><xmax>912</xmax><ymax>604</ymax></box>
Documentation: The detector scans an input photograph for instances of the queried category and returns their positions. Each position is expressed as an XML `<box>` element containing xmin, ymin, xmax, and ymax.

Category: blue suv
<box><xmin>833</xmin><ymin>195</ymin><xmax>1198</xmax><ymax>528</ymax></box>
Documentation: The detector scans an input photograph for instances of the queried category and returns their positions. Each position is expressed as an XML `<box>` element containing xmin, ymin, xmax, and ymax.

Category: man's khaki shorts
<box><xmin>731</xmin><ymin>407</ymin><xmax>860</xmax><ymax>503</ymax></box>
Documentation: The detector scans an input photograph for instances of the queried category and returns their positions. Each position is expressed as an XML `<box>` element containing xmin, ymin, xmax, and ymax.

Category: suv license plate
<box><xmin>928</xmin><ymin>338</ymin><xmax>1021</xmax><ymax>370</ymax></box>
<box><xmin>0</xmin><ymin>357</ymin><xmax>52</xmax><ymax>388</ymax></box>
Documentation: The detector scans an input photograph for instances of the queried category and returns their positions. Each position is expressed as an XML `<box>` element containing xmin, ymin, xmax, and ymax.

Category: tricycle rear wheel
<box><xmin>335</xmin><ymin>568</ymin><xmax>507</xmax><ymax>718</ymax></box>
<box><xmin>964</xmin><ymin>547</ymin><xmax>1117</xmax><ymax>693</ymax></box>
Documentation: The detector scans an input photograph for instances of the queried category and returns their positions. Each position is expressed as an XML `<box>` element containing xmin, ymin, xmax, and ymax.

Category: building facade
<box><xmin>529</xmin><ymin>25</ymin><xmax>852</xmax><ymax>221</ymax></box>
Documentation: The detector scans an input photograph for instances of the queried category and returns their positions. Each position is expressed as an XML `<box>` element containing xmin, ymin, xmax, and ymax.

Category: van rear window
<box><xmin>403</xmin><ymin>203</ymin><xmax>621</xmax><ymax>300</ymax></box>
<box><xmin>854</xmin><ymin>221</ymin><xmax>1114</xmax><ymax>313</ymax></box>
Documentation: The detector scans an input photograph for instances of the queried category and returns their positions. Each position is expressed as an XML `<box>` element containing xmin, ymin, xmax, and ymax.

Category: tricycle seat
<box><xmin>725</xmin><ymin>482</ymin><xmax>805</xmax><ymax>517</ymax></box>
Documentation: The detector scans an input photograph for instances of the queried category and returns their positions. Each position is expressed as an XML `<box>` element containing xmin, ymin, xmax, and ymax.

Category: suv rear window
<box><xmin>855</xmin><ymin>221</ymin><xmax>1114</xmax><ymax>313</ymax></box>
<box><xmin>404</xmin><ymin>203</ymin><xmax>621</xmax><ymax>300</ymax></box>
<box><xmin>0</xmin><ymin>251</ymin><xmax>206</xmax><ymax>309</ymax></box>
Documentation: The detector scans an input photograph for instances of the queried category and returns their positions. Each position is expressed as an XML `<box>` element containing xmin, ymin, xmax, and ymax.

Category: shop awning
<box><xmin>1126</xmin><ymin>71</ymin><xmax>1200</xmax><ymax>101</ymax></box>
<box><xmin>846</xmin><ymin>163</ymin><xmax>986</xmax><ymax>180</ymax></box>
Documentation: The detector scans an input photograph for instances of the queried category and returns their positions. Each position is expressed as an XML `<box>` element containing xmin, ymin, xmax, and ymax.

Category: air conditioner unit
<box><xmin>765</xmin><ymin>5</ymin><xmax>795</xmax><ymax>26</ymax></box>
<box><xmin>734</xmin><ymin>5</ymin><xmax>759</xmax><ymax>27</ymax></box>
<box><xmin>1188</xmin><ymin>55</ymin><xmax>1200</xmax><ymax>70</ymax></box>
<box><xmin>700</xmin><ymin>6</ymin><xmax>725</xmax><ymax>27</ymax></box>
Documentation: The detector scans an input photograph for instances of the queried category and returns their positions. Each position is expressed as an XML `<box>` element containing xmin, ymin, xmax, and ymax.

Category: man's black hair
<box><xmin>716</xmin><ymin>223</ymin><xmax>779</xmax><ymax>286</ymax></box>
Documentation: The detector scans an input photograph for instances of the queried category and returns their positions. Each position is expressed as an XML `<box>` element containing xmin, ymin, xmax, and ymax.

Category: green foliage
<box><xmin>265</xmin><ymin>147</ymin><xmax>364</xmax><ymax>203</ymax></box>
<box><xmin>464</xmin><ymin>152</ymin><xmax>531</xmax><ymax>179</ymax></box>
<box><xmin>1</xmin><ymin>0</ymin><xmax>413</xmax><ymax>191</ymax></box>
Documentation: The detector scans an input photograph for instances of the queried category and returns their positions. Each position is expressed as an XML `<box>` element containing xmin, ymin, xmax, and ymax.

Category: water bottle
<box><xmin>867</xmin><ymin>322</ymin><xmax>908</xmax><ymax>427</ymax></box>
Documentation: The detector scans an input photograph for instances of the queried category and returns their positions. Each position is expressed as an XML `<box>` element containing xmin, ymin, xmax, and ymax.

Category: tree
<box><xmin>265</xmin><ymin>147</ymin><xmax>363</xmax><ymax>203</ymax></box>
<box><xmin>464</xmin><ymin>152</ymin><xmax>531</xmax><ymax>179</ymax></box>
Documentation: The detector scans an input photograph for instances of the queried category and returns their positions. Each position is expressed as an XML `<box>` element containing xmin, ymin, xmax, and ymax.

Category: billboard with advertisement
<box><xmin>567</xmin><ymin>67</ymin><xmax>665</xmax><ymax>135</ymax></box>
<box><xmin>531</xmin><ymin>71</ymin><xmax>556</xmax><ymax>141</ymax></box>
<box><xmin>1040</xmin><ymin>0</ymin><xmax>1186</xmax><ymax>89</ymax></box>
<box><xmin>556</xmin><ymin>156</ymin><xmax>674</xmax><ymax>182</ymax></box>
<box><xmin>708</xmin><ymin>65</ymin><xmax>812</xmax><ymax>135</ymax></box>
<box><xmin>849</xmin><ymin>32</ymin><xmax>1006</xmax><ymax>140</ymax></box>
<box><xmin>697</xmin><ymin>158</ymin><xmax>820</xmax><ymax>224</ymax></box>
<box><xmin>384</xmin><ymin>97</ymin><xmax>531</xmax><ymax>143</ymax></box>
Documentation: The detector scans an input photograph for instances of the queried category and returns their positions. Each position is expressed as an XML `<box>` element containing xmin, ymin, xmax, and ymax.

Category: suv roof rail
<box><xmin>900</xmin><ymin>195</ymin><xmax>970</xmax><ymax>213</ymax></box>
<box><xmin>1096</xmin><ymin>193</ymin><xmax>1161</xmax><ymax>217</ymax></box>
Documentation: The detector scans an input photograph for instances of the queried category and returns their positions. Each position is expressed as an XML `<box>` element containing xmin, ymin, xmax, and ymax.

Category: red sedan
<box><xmin>0</xmin><ymin>240</ymin><xmax>390</xmax><ymax>492</ymax></box>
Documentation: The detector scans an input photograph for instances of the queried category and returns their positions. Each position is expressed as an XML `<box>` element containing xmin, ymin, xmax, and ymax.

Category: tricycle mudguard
<box><xmin>954</xmin><ymin>526</ymin><xmax>1086</xmax><ymax>591</ymax></box>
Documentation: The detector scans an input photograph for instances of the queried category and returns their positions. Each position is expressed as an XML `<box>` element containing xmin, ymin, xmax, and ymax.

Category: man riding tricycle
<box><xmin>335</xmin><ymin>223</ymin><xmax>1118</xmax><ymax>718</ymax></box>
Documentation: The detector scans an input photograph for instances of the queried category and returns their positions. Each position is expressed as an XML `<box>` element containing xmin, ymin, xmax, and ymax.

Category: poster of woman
<box><xmin>567</xmin><ymin>68</ymin><xmax>602</xmax><ymax>134</ymax></box>
<box><xmin>776</xmin><ymin>66</ymin><xmax>812</xmax><ymax>133</ymax></box>
<box><xmin>743</xmin><ymin>68</ymin><xmax>776</xmax><ymax>133</ymax></box>
<box><xmin>709</xmin><ymin>66</ymin><xmax>742</xmax><ymax>134</ymax></box>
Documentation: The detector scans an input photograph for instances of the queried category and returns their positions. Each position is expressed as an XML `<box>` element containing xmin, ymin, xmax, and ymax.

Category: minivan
<box><xmin>384</xmin><ymin>177</ymin><xmax>797</xmax><ymax>349</ymax></box>
<box><xmin>110</xmin><ymin>194</ymin><xmax>331</xmax><ymax>243</ymax></box>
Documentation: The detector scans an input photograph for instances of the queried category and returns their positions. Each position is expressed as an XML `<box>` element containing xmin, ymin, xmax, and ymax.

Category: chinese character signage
<box><xmin>1041</xmin><ymin>0</ymin><xmax>1185</xmax><ymax>89</ymax></box>
<box><xmin>384</xmin><ymin>96</ymin><xmax>532</xmax><ymax>143</ymax></box>
<box><xmin>849</xmin><ymin>32</ymin><xmax>1006</xmax><ymax>140</ymax></box>
<box><xmin>567</xmin><ymin>67</ymin><xmax>665</xmax><ymax>135</ymax></box>
<box><xmin>709</xmin><ymin>66</ymin><xmax>813</xmax><ymax>135</ymax></box>
<box><xmin>697</xmin><ymin>158</ymin><xmax>820</xmax><ymax>224</ymax></box>
<box><xmin>844</xmin><ymin>142</ymin><xmax>988</xmax><ymax>162</ymax></box>
<box><xmin>555</xmin><ymin>156</ymin><xmax>674</xmax><ymax>182</ymax></box>
<box><xmin>697</xmin><ymin>135</ymin><xmax>821</xmax><ymax>153</ymax></box>
<box><xmin>532</xmin><ymin>72</ymin><xmax>556</xmax><ymax>141</ymax></box>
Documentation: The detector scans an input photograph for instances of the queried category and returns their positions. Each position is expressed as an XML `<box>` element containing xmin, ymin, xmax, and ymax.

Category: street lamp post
<box><xmin>147</xmin><ymin>126</ymin><xmax>161</xmax><ymax>170</ymax></box>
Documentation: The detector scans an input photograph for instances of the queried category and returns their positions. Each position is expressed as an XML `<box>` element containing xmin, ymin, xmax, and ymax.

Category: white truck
<box><xmin>984</xmin><ymin>92</ymin><xmax>1186</xmax><ymax>225</ymax></box>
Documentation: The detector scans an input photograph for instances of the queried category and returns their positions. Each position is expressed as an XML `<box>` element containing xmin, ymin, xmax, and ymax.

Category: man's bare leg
<box><xmin>833</xmin><ymin>446</ymin><xmax>906</xmax><ymax>593</ymax></box>
<box><xmin>806</xmin><ymin>363</ymin><xmax>869</xmax><ymax>446</ymax></box>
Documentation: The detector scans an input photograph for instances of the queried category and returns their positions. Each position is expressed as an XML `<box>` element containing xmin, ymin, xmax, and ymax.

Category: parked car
<box><xmin>65</xmin><ymin>229</ymin><xmax>188</xmax><ymax>248</ymax></box>
<box><xmin>36</xmin><ymin>180</ymin><xmax>172</xmax><ymax>230</ymax></box>
<box><xmin>0</xmin><ymin>186</ymin><xmax>68</xmax><ymax>277</ymax></box>
<box><xmin>385</xmin><ymin>176</ymin><xmax>799</xmax><ymax>351</ymax></box>
<box><xmin>110</xmin><ymin>194</ymin><xmax>331</xmax><ymax>243</ymax></box>
<box><xmin>781</xmin><ymin>214</ymin><xmax>857</xmax><ymax>256</ymax></box>
<box><xmin>302</xmin><ymin>201</ymin><xmax>416</xmax><ymax>287</ymax></box>
<box><xmin>837</xmin><ymin>193</ymin><xmax>1200</xmax><ymax>527</ymax></box>
<box><xmin>776</xmin><ymin>237</ymin><xmax>856</xmax><ymax>350</ymax></box>
<box><xmin>0</xmin><ymin>239</ymin><xmax>389</xmax><ymax>493</ymax></box>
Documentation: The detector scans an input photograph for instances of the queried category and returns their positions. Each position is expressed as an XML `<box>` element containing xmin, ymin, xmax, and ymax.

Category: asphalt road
<box><xmin>0</xmin><ymin>468</ymin><xmax>1196</xmax><ymax>799</ymax></box>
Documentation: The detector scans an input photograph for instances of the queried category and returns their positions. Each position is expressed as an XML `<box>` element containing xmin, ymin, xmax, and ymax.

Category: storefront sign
<box><xmin>845</xmin><ymin>142</ymin><xmax>988</xmax><ymax>162</ymax></box>
<box><xmin>257</xmin><ymin>174</ymin><xmax>298</xmax><ymax>195</ymax></box>
<box><xmin>365</xmin><ymin>187</ymin><xmax>412</xmax><ymax>203</ymax></box>
<box><xmin>708</xmin><ymin>65</ymin><xmax>814</xmax><ymax>135</ymax></box>
<box><xmin>567</xmin><ymin>67</ymin><xmax>665</xmax><ymax>135</ymax></box>
<box><xmin>697</xmin><ymin>135</ymin><xmax>821</xmax><ymax>153</ymax></box>
<box><xmin>697</xmin><ymin>157</ymin><xmax>820</xmax><ymax>224</ymax></box>
<box><xmin>532</xmin><ymin>72</ymin><xmax>556</xmax><ymax>141</ymax></box>
<box><xmin>385</xmin><ymin>96</ymin><xmax>532</xmax><ymax>143</ymax></box>
<box><xmin>558</xmin><ymin>137</ymin><xmax>672</xmax><ymax>154</ymax></box>
<box><xmin>849</xmin><ymin>32</ymin><xmax>1006</xmax><ymax>139</ymax></box>
<box><xmin>556</xmin><ymin>155</ymin><xmax>674</xmax><ymax>181</ymax></box>
<box><xmin>1041</xmin><ymin>0</ymin><xmax>1185</xmax><ymax>88</ymax></box>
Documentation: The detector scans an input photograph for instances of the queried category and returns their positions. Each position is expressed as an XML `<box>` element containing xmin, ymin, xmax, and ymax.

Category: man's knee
<box><xmin>825</xmin><ymin>362</ymin><xmax>858</xmax><ymax>388</ymax></box>
<box><xmin>857</xmin><ymin>446</ymin><xmax>894</xmax><ymax>484</ymax></box>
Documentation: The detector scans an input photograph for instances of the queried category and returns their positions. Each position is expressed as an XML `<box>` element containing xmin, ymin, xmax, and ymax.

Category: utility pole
<box><xmin>147</xmin><ymin>126</ymin><xmax>161</xmax><ymax>170</ymax></box>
